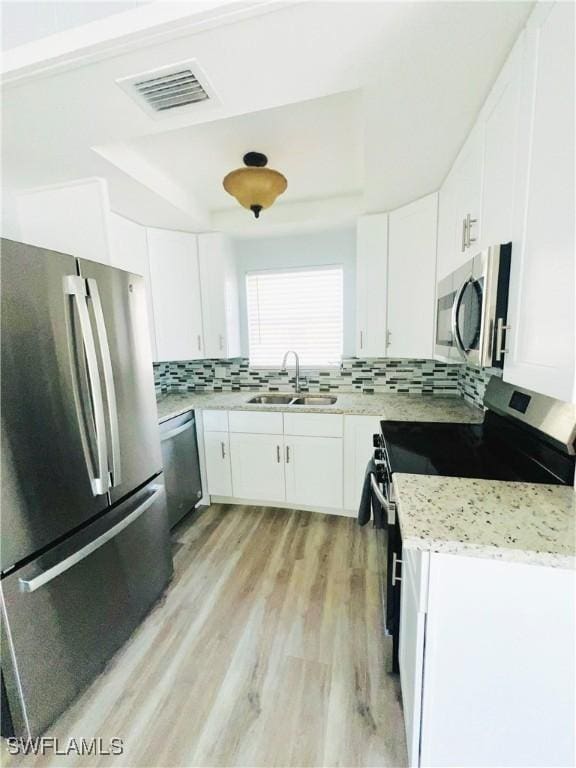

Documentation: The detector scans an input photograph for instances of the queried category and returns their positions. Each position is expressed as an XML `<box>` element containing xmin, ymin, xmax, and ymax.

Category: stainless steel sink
<box><xmin>246</xmin><ymin>394</ymin><xmax>338</xmax><ymax>406</ymax></box>
<box><xmin>291</xmin><ymin>396</ymin><xmax>338</xmax><ymax>406</ymax></box>
<box><xmin>247</xmin><ymin>394</ymin><xmax>295</xmax><ymax>404</ymax></box>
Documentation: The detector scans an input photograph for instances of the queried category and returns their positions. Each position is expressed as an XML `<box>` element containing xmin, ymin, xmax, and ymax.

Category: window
<box><xmin>246</xmin><ymin>266</ymin><xmax>343</xmax><ymax>368</ymax></box>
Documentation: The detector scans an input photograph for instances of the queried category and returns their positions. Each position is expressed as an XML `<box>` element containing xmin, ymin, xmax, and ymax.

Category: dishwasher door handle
<box><xmin>160</xmin><ymin>419</ymin><xmax>194</xmax><ymax>442</ymax></box>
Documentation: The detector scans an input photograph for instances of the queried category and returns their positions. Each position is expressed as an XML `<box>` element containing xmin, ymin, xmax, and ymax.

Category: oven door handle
<box><xmin>370</xmin><ymin>475</ymin><xmax>396</xmax><ymax>525</ymax></box>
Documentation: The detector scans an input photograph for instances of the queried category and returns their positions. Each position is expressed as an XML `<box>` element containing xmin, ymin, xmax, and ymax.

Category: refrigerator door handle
<box><xmin>87</xmin><ymin>278</ymin><xmax>121</xmax><ymax>487</ymax></box>
<box><xmin>64</xmin><ymin>275</ymin><xmax>109</xmax><ymax>496</ymax></box>
<box><xmin>18</xmin><ymin>485</ymin><xmax>165</xmax><ymax>593</ymax></box>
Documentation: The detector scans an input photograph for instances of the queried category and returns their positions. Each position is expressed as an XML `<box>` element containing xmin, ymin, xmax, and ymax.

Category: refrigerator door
<box><xmin>1</xmin><ymin>481</ymin><xmax>172</xmax><ymax>738</ymax></box>
<box><xmin>77</xmin><ymin>259</ymin><xmax>162</xmax><ymax>505</ymax></box>
<box><xmin>1</xmin><ymin>240</ymin><xmax>109</xmax><ymax>572</ymax></box>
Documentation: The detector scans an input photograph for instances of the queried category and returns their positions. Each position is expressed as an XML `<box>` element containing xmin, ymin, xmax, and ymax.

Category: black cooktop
<box><xmin>380</xmin><ymin>412</ymin><xmax>574</xmax><ymax>486</ymax></box>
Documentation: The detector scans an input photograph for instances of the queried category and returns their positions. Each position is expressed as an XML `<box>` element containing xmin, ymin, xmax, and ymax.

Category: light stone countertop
<box><xmin>156</xmin><ymin>390</ymin><xmax>483</xmax><ymax>424</ymax></box>
<box><xmin>394</xmin><ymin>473</ymin><xmax>576</xmax><ymax>569</ymax></box>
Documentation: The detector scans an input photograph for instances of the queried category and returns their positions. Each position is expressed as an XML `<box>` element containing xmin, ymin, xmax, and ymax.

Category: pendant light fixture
<box><xmin>223</xmin><ymin>152</ymin><xmax>287</xmax><ymax>218</ymax></box>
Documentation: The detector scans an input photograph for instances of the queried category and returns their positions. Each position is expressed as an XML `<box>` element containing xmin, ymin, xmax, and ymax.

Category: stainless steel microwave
<box><xmin>435</xmin><ymin>243</ymin><xmax>512</xmax><ymax>368</ymax></box>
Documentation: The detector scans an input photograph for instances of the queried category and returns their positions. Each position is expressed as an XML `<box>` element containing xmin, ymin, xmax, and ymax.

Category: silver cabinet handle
<box><xmin>160</xmin><ymin>419</ymin><xmax>194</xmax><ymax>442</ymax></box>
<box><xmin>360</xmin><ymin>330</ymin><xmax>364</xmax><ymax>350</ymax></box>
<box><xmin>386</xmin><ymin>330</ymin><xmax>392</xmax><ymax>348</ymax></box>
<box><xmin>276</xmin><ymin>445</ymin><xmax>281</xmax><ymax>463</ymax></box>
<box><xmin>495</xmin><ymin>317</ymin><xmax>511</xmax><ymax>362</ymax></box>
<box><xmin>19</xmin><ymin>485</ymin><xmax>164</xmax><ymax>593</ymax></box>
<box><xmin>285</xmin><ymin>445</ymin><xmax>290</xmax><ymax>464</ymax></box>
<box><xmin>370</xmin><ymin>475</ymin><xmax>397</xmax><ymax>525</ymax></box>
<box><xmin>392</xmin><ymin>551</ymin><xmax>403</xmax><ymax>586</ymax></box>
<box><xmin>466</xmin><ymin>213</ymin><xmax>477</xmax><ymax>247</ymax></box>
<box><xmin>64</xmin><ymin>275</ymin><xmax>109</xmax><ymax>496</ymax></box>
<box><xmin>197</xmin><ymin>335</ymin><xmax>202</xmax><ymax>352</ymax></box>
<box><xmin>87</xmin><ymin>278</ymin><xmax>121</xmax><ymax>487</ymax></box>
<box><xmin>219</xmin><ymin>334</ymin><xmax>224</xmax><ymax>351</ymax></box>
<box><xmin>221</xmin><ymin>441</ymin><xmax>226</xmax><ymax>459</ymax></box>
<box><xmin>461</xmin><ymin>217</ymin><xmax>468</xmax><ymax>252</ymax></box>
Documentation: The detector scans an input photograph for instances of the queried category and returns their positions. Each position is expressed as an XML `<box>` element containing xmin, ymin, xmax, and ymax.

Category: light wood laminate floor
<box><xmin>5</xmin><ymin>505</ymin><xmax>407</xmax><ymax>768</ymax></box>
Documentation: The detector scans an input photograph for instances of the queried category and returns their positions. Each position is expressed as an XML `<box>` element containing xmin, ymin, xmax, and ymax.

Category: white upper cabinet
<box><xmin>480</xmin><ymin>42</ymin><xmax>522</xmax><ymax>248</ymax></box>
<box><xmin>108</xmin><ymin>212</ymin><xmax>157</xmax><ymax>360</ymax></box>
<box><xmin>197</xmin><ymin>233</ymin><xmax>241</xmax><ymax>359</ymax></box>
<box><xmin>436</xmin><ymin>2</ymin><xmax>574</xmax><ymax>401</ymax></box>
<box><xmin>356</xmin><ymin>213</ymin><xmax>388</xmax><ymax>357</ymax></box>
<box><xmin>452</xmin><ymin>125</ymin><xmax>484</xmax><ymax>258</ymax></box>
<box><xmin>17</xmin><ymin>178</ymin><xmax>112</xmax><ymax>264</ymax></box>
<box><xmin>437</xmin><ymin>127</ymin><xmax>484</xmax><ymax>280</ymax></box>
<box><xmin>504</xmin><ymin>2</ymin><xmax>575</xmax><ymax>402</ymax></box>
<box><xmin>387</xmin><ymin>194</ymin><xmax>438</xmax><ymax>358</ymax></box>
<box><xmin>147</xmin><ymin>227</ymin><xmax>204</xmax><ymax>362</ymax></box>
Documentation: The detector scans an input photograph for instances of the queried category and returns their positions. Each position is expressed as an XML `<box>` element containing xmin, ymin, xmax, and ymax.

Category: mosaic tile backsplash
<box><xmin>154</xmin><ymin>358</ymin><xmax>496</xmax><ymax>408</ymax></box>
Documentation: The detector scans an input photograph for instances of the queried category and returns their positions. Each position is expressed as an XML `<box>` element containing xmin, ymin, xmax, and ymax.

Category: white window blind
<box><xmin>246</xmin><ymin>266</ymin><xmax>344</xmax><ymax>368</ymax></box>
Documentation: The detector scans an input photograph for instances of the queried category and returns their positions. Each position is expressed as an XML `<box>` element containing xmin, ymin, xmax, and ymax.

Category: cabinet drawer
<box><xmin>284</xmin><ymin>412</ymin><xmax>343</xmax><ymax>438</ymax></box>
<box><xmin>203</xmin><ymin>410</ymin><xmax>229</xmax><ymax>432</ymax></box>
<box><xmin>228</xmin><ymin>410</ymin><xmax>283</xmax><ymax>435</ymax></box>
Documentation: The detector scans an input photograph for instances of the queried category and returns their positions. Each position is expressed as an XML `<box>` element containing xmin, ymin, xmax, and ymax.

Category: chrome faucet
<box><xmin>281</xmin><ymin>350</ymin><xmax>300</xmax><ymax>393</ymax></box>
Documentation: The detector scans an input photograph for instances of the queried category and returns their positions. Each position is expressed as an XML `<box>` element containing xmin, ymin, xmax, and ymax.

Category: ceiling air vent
<box><xmin>116</xmin><ymin>61</ymin><xmax>217</xmax><ymax>118</ymax></box>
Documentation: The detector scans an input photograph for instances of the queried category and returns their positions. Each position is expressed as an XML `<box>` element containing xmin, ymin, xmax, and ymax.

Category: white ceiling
<box><xmin>1</xmin><ymin>1</ymin><xmax>534</xmax><ymax>236</ymax></box>
<box><xmin>123</xmin><ymin>90</ymin><xmax>363</xmax><ymax>212</ymax></box>
<box><xmin>1</xmin><ymin>1</ymin><xmax>152</xmax><ymax>51</ymax></box>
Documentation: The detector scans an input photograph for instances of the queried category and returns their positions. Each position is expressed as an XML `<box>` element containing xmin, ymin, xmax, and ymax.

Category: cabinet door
<box><xmin>343</xmin><ymin>415</ymin><xmax>381</xmax><ymax>511</ymax></box>
<box><xmin>480</xmin><ymin>42</ymin><xmax>522</xmax><ymax>249</ymax></box>
<box><xmin>204</xmin><ymin>431</ymin><xmax>232</xmax><ymax>496</ymax></box>
<box><xmin>147</xmin><ymin>228</ymin><xmax>204</xmax><ymax>362</ymax></box>
<box><xmin>229</xmin><ymin>433</ymin><xmax>285</xmax><ymax>502</ymax></box>
<box><xmin>284</xmin><ymin>436</ymin><xmax>343</xmax><ymax>510</ymax></box>
<box><xmin>198</xmin><ymin>233</ymin><xmax>240</xmax><ymax>359</ymax></box>
<box><xmin>452</xmin><ymin>125</ymin><xmax>484</xmax><ymax>259</ymax></box>
<box><xmin>436</xmin><ymin>173</ymin><xmax>459</xmax><ymax>281</ymax></box>
<box><xmin>399</xmin><ymin>548</ymin><xmax>429</xmax><ymax>768</ymax></box>
<box><xmin>108</xmin><ymin>212</ymin><xmax>157</xmax><ymax>360</ymax></box>
<box><xmin>387</xmin><ymin>194</ymin><xmax>438</xmax><ymax>358</ymax></box>
<box><xmin>505</xmin><ymin>2</ymin><xmax>575</xmax><ymax>402</ymax></box>
<box><xmin>356</xmin><ymin>213</ymin><xmax>388</xmax><ymax>357</ymax></box>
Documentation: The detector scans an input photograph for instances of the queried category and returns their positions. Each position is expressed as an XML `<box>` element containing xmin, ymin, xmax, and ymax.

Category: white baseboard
<box><xmin>209</xmin><ymin>496</ymin><xmax>357</xmax><ymax>519</ymax></box>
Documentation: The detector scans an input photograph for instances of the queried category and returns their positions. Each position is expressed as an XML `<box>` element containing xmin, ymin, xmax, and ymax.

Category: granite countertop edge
<box><xmin>156</xmin><ymin>391</ymin><xmax>484</xmax><ymax>424</ymax></box>
<box><xmin>394</xmin><ymin>473</ymin><xmax>576</xmax><ymax>570</ymax></box>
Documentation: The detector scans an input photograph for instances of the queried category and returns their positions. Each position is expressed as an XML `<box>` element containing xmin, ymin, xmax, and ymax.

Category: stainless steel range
<box><xmin>370</xmin><ymin>377</ymin><xmax>576</xmax><ymax>672</ymax></box>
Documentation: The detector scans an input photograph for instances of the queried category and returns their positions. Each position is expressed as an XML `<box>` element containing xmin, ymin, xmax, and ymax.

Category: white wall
<box><xmin>233</xmin><ymin>228</ymin><xmax>356</xmax><ymax>358</ymax></box>
<box><xmin>1</xmin><ymin>187</ymin><xmax>21</xmax><ymax>240</ymax></box>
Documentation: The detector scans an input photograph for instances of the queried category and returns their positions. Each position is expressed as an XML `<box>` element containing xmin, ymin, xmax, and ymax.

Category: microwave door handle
<box><xmin>451</xmin><ymin>278</ymin><xmax>469</xmax><ymax>356</ymax></box>
<box><xmin>64</xmin><ymin>275</ymin><xmax>109</xmax><ymax>496</ymax></box>
<box><xmin>87</xmin><ymin>278</ymin><xmax>121</xmax><ymax>487</ymax></box>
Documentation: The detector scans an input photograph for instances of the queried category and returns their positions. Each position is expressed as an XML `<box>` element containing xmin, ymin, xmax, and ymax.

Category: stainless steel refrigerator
<box><xmin>0</xmin><ymin>239</ymin><xmax>173</xmax><ymax>738</ymax></box>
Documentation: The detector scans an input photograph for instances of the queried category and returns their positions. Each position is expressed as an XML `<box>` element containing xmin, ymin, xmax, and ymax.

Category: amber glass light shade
<box><xmin>223</xmin><ymin>156</ymin><xmax>287</xmax><ymax>218</ymax></box>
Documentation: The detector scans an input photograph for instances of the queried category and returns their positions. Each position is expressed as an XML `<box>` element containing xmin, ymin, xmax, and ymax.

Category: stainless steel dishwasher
<box><xmin>159</xmin><ymin>411</ymin><xmax>203</xmax><ymax>529</ymax></box>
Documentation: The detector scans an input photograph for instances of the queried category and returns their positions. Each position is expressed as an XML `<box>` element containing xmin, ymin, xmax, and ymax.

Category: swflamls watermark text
<box><xmin>6</xmin><ymin>736</ymin><xmax>124</xmax><ymax>756</ymax></box>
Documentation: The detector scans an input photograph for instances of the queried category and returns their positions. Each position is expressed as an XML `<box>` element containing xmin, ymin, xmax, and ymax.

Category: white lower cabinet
<box><xmin>284</xmin><ymin>436</ymin><xmax>343</xmax><ymax>510</ymax></box>
<box><xmin>399</xmin><ymin>549</ymin><xmax>429</xmax><ymax>768</ymax></box>
<box><xmin>399</xmin><ymin>548</ymin><xmax>575</xmax><ymax>767</ymax></box>
<box><xmin>202</xmin><ymin>410</ymin><xmax>353</xmax><ymax>512</ymax></box>
<box><xmin>229</xmin><ymin>433</ymin><xmax>285</xmax><ymax>503</ymax></box>
<box><xmin>203</xmin><ymin>431</ymin><xmax>233</xmax><ymax>497</ymax></box>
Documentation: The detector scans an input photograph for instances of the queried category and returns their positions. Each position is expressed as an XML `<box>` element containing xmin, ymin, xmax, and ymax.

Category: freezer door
<box><xmin>1</xmin><ymin>240</ymin><xmax>109</xmax><ymax>572</ymax></box>
<box><xmin>1</xmin><ymin>481</ymin><xmax>172</xmax><ymax>738</ymax></box>
<box><xmin>77</xmin><ymin>259</ymin><xmax>162</xmax><ymax>505</ymax></box>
